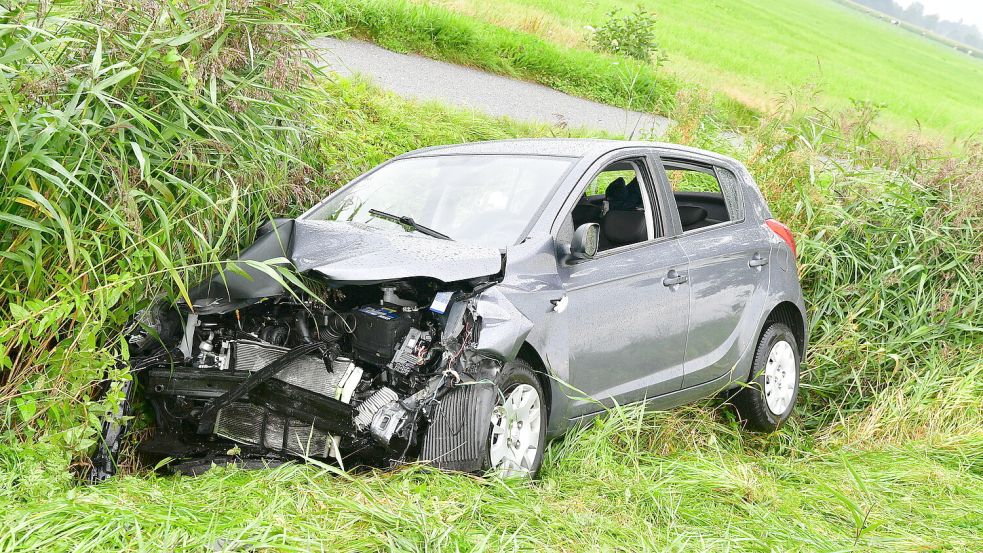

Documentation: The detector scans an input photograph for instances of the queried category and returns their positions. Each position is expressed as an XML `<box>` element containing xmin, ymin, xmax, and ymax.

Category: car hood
<box><xmin>187</xmin><ymin>219</ymin><xmax>503</xmax><ymax>311</ymax></box>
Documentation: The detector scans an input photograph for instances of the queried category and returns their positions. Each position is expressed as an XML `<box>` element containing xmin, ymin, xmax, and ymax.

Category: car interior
<box><xmin>567</xmin><ymin>159</ymin><xmax>657</xmax><ymax>252</ymax></box>
<box><xmin>663</xmin><ymin>160</ymin><xmax>734</xmax><ymax>232</ymax></box>
<box><xmin>558</xmin><ymin>157</ymin><xmax>742</xmax><ymax>257</ymax></box>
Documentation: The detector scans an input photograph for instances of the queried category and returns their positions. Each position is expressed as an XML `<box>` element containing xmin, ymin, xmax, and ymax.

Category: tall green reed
<box><xmin>0</xmin><ymin>0</ymin><xmax>321</xmax><ymax>455</ymax></box>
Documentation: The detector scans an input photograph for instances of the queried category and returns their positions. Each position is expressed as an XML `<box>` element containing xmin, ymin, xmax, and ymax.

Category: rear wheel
<box><xmin>486</xmin><ymin>360</ymin><xmax>547</xmax><ymax>478</ymax></box>
<box><xmin>731</xmin><ymin>322</ymin><xmax>800</xmax><ymax>432</ymax></box>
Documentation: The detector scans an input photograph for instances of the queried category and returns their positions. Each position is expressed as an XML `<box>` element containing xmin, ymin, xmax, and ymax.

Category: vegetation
<box><xmin>4</xmin><ymin>406</ymin><xmax>981</xmax><ymax>551</ymax></box>
<box><xmin>0</xmin><ymin>0</ymin><xmax>320</xmax><ymax>472</ymax></box>
<box><xmin>586</xmin><ymin>7</ymin><xmax>662</xmax><ymax>63</ymax></box>
<box><xmin>425</xmin><ymin>0</ymin><xmax>983</xmax><ymax>140</ymax></box>
<box><xmin>846</xmin><ymin>0</ymin><xmax>983</xmax><ymax>55</ymax></box>
<box><xmin>1</xmin><ymin>0</ymin><xmax>981</xmax><ymax>551</ymax></box>
<box><xmin>307</xmin><ymin>0</ymin><xmax>679</xmax><ymax>115</ymax></box>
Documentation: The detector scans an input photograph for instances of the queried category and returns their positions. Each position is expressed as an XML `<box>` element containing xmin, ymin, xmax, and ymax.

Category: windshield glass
<box><xmin>305</xmin><ymin>155</ymin><xmax>575</xmax><ymax>247</ymax></box>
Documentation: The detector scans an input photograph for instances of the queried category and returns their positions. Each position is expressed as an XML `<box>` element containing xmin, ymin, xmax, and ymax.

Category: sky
<box><xmin>896</xmin><ymin>0</ymin><xmax>983</xmax><ymax>29</ymax></box>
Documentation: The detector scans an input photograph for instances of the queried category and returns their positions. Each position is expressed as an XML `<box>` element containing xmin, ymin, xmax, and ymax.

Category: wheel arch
<box><xmin>763</xmin><ymin>301</ymin><xmax>806</xmax><ymax>357</ymax></box>
<box><xmin>515</xmin><ymin>341</ymin><xmax>553</xmax><ymax>420</ymax></box>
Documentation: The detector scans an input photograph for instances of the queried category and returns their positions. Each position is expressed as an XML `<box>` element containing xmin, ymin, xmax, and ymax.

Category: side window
<box><xmin>562</xmin><ymin>158</ymin><xmax>660</xmax><ymax>253</ymax></box>
<box><xmin>585</xmin><ymin>169</ymin><xmax>636</xmax><ymax>197</ymax></box>
<box><xmin>664</xmin><ymin>162</ymin><xmax>744</xmax><ymax>232</ymax></box>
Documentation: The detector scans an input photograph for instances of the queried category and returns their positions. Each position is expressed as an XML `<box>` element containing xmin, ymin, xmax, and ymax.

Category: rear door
<box><xmin>658</xmin><ymin>156</ymin><xmax>772</xmax><ymax>388</ymax></box>
<box><xmin>555</xmin><ymin>151</ymin><xmax>691</xmax><ymax>416</ymax></box>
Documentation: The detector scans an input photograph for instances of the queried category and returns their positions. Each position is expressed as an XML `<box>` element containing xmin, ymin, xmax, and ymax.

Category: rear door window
<box><xmin>663</xmin><ymin>161</ymin><xmax>744</xmax><ymax>232</ymax></box>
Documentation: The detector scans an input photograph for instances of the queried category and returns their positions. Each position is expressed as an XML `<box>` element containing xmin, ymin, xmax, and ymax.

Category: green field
<box><xmin>433</xmin><ymin>0</ymin><xmax>983</xmax><ymax>141</ymax></box>
<box><xmin>1</xmin><ymin>1</ymin><xmax>981</xmax><ymax>551</ymax></box>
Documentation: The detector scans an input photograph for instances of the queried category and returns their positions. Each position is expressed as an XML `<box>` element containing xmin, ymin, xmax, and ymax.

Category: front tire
<box><xmin>485</xmin><ymin>360</ymin><xmax>547</xmax><ymax>478</ymax></box>
<box><xmin>731</xmin><ymin>322</ymin><xmax>800</xmax><ymax>432</ymax></box>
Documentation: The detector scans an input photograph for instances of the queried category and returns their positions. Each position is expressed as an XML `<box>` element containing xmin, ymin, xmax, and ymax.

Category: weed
<box><xmin>586</xmin><ymin>7</ymin><xmax>663</xmax><ymax>64</ymax></box>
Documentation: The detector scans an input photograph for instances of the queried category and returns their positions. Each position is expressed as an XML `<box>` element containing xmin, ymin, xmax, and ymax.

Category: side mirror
<box><xmin>255</xmin><ymin>217</ymin><xmax>291</xmax><ymax>240</ymax></box>
<box><xmin>570</xmin><ymin>223</ymin><xmax>600</xmax><ymax>260</ymax></box>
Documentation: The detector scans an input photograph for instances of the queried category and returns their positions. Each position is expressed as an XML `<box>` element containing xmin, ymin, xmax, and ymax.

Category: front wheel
<box><xmin>485</xmin><ymin>360</ymin><xmax>547</xmax><ymax>478</ymax></box>
<box><xmin>731</xmin><ymin>322</ymin><xmax>800</xmax><ymax>432</ymax></box>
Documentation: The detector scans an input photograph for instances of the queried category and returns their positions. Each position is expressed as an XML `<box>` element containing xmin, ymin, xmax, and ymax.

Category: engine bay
<box><xmin>94</xmin><ymin>278</ymin><xmax>505</xmax><ymax>480</ymax></box>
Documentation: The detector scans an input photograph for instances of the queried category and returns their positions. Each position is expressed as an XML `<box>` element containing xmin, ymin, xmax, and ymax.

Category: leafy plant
<box><xmin>586</xmin><ymin>7</ymin><xmax>663</xmax><ymax>63</ymax></box>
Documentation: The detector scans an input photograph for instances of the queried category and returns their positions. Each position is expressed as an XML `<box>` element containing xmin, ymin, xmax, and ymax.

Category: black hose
<box><xmin>294</xmin><ymin>310</ymin><xmax>314</xmax><ymax>343</ymax></box>
<box><xmin>323</xmin><ymin>312</ymin><xmax>355</xmax><ymax>341</ymax></box>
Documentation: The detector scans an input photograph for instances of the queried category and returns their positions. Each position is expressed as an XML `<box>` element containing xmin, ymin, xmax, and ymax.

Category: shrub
<box><xmin>586</xmin><ymin>7</ymin><xmax>662</xmax><ymax>63</ymax></box>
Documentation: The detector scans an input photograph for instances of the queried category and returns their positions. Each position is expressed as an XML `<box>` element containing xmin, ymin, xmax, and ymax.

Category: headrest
<box><xmin>678</xmin><ymin>205</ymin><xmax>709</xmax><ymax>227</ymax></box>
<box><xmin>604</xmin><ymin>177</ymin><xmax>627</xmax><ymax>199</ymax></box>
<box><xmin>602</xmin><ymin>210</ymin><xmax>647</xmax><ymax>246</ymax></box>
<box><xmin>606</xmin><ymin>177</ymin><xmax>643</xmax><ymax>211</ymax></box>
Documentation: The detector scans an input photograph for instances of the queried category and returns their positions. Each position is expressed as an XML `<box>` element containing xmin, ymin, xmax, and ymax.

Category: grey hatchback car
<box><xmin>93</xmin><ymin>139</ymin><xmax>806</xmax><ymax>481</ymax></box>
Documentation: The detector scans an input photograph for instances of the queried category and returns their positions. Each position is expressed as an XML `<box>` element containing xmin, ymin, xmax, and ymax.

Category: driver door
<box><xmin>556</xmin><ymin>152</ymin><xmax>691</xmax><ymax>417</ymax></box>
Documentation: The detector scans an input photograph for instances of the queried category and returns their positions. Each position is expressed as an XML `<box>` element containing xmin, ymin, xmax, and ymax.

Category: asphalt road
<box><xmin>313</xmin><ymin>37</ymin><xmax>671</xmax><ymax>138</ymax></box>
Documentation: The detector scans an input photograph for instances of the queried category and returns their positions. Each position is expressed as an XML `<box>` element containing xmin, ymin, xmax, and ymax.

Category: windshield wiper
<box><xmin>368</xmin><ymin>209</ymin><xmax>452</xmax><ymax>241</ymax></box>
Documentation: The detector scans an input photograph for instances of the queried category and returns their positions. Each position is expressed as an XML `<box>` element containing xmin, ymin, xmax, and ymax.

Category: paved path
<box><xmin>313</xmin><ymin>38</ymin><xmax>671</xmax><ymax>138</ymax></box>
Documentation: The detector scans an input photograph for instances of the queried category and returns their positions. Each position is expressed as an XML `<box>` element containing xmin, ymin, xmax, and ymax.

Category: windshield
<box><xmin>305</xmin><ymin>155</ymin><xmax>575</xmax><ymax>247</ymax></box>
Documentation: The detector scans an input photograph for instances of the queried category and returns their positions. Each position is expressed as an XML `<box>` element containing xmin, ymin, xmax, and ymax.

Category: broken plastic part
<box><xmin>430</xmin><ymin>291</ymin><xmax>453</xmax><ymax>314</ymax></box>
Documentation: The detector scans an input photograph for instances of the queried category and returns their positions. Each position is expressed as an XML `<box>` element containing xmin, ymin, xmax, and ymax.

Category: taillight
<box><xmin>766</xmin><ymin>219</ymin><xmax>796</xmax><ymax>257</ymax></box>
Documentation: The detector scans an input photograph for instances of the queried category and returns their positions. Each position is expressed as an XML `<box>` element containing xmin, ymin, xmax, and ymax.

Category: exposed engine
<box><xmin>110</xmin><ymin>279</ymin><xmax>501</xmax><ymax>477</ymax></box>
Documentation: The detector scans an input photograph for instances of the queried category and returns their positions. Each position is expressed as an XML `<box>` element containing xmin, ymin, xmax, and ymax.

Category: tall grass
<box><xmin>3</xmin><ymin>406</ymin><xmax>981</xmax><ymax>551</ymax></box>
<box><xmin>0</xmin><ymin>0</ymin><xmax>322</xmax><ymax>468</ymax></box>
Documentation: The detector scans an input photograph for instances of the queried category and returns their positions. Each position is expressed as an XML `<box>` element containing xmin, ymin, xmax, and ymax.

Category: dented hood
<box><xmin>188</xmin><ymin>219</ymin><xmax>503</xmax><ymax>309</ymax></box>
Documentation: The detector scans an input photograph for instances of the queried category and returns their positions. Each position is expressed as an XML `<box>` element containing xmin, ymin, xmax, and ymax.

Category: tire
<box><xmin>484</xmin><ymin>360</ymin><xmax>547</xmax><ymax>479</ymax></box>
<box><xmin>731</xmin><ymin>322</ymin><xmax>800</xmax><ymax>432</ymax></box>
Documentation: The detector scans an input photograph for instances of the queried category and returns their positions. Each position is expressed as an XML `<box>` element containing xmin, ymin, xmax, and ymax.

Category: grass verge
<box><xmin>305</xmin><ymin>0</ymin><xmax>680</xmax><ymax>116</ymax></box>
<box><xmin>3</xmin><ymin>407</ymin><xmax>981</xmax><ymax>551</ymax></box>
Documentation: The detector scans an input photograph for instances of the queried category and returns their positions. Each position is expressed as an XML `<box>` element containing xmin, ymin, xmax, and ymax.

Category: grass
<box><xmin>425</xmin><ymin>0</ymin><xmax>983</xmax><ymax>141</ymax></box>
<box><xmin>2</xmin><ymin>0</ymin><xmax>982</xmax><ymax>551</ymax></box>
<box><xmin>834</xmin><ymin>0</ymin><xmax>983</xmax><ymax>59</ymax></box>
<box><xmin>3</xmin><ymin>408</ymin><xmax>981</xmax><ymax>551</ymax></box>
<box><xmin>306</xmin><ymin>0</ymin><xmax>681</xmax><ymax>116</ymax></box>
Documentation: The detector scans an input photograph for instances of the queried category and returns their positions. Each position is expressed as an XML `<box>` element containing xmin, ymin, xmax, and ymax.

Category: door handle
<box><xmin>663</xmin><ymin>270</ymin><xmax>688</xmax><ymax>287</ymax></box>
<box><xmin>749</xmin><ymin>253</ymin><xmax>769</xmax><ymax>268</ymax></box>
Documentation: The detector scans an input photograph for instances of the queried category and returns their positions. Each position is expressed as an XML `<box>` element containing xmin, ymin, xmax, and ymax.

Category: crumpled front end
<box><xmin>88</xmin><ymin>219</ymin><xmax>544</xmax><ymax>481</ymax></box>
<box><xmin>92</xmin><ymin>277</ymin><xmax>515</xmax><ymax>480</ymax></box>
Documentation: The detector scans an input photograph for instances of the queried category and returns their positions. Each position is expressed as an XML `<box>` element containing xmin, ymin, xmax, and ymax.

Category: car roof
<box><xmin>397</xmin><ymin>138</ymin><xmax>743</xmax><ymax>167</ymax></box>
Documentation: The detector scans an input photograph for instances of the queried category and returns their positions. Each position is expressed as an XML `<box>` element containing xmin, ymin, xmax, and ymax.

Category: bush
<box><xmin>586</xmin><ymin>7</ymin><xmax>662</xmax><ymax>63</ymax></box>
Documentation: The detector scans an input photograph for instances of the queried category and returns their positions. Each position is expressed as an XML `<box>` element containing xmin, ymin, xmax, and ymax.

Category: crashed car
<box><xmin>91</xmin><ymin>139</ymin><xmax>807</xmax><ymax>481</ymax></box>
